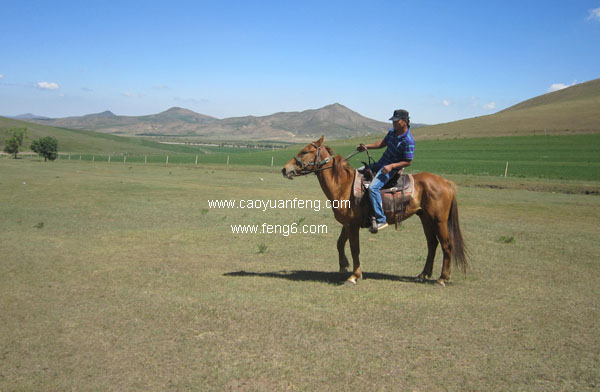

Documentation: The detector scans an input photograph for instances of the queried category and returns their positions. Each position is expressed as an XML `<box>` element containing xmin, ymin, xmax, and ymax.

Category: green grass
<box><xmin>1</xmin><ymin>159</ymin><xmax>599</xmax><ymax>390</ymax></box>
<box><xmin>256</xmin><ymin>243</ymin><xmax>269</xmax><ymax>254</ymax></box>
<box><xmin>330</xmin><ymin>133</ymin><xmax>600</xmax><ymax>181</ymax></box>
<box><xmin>412</xmin><ymin>133</ymin><xmax>600</xmax><ymax>180</ymax></box>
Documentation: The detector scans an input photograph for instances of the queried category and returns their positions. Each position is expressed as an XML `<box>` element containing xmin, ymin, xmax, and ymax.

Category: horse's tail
<box><xmin>447</xmin><ymin>182</ymin><xmax>469</xmax><ymax>273</ymax></box>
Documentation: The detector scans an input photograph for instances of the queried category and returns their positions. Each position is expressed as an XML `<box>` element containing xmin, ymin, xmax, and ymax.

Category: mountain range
<box><xmin>16</xmin><ymin>103</ymin><xmax>421</xmax><ymax>141</ymax></box>
<box><xmin>8</xmin><ymin>78</ymin><xmax>600</xmax><ymax>142</ymax></box>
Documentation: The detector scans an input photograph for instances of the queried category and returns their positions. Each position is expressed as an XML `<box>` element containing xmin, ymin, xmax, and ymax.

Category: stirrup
<box><xmin>370</xmin><ymin>219</ymin><xmax>388</xmax><ymax>234</ymax></box>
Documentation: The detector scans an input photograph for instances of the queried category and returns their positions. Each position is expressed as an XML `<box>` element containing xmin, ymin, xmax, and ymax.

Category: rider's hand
<box><xmin>381</xmin><ymin>164</ymin><xmax>393</xmax><ymax>174</ymax></box>
<box><xmin>356</xmin><ymin>144</ymin><xmax>366</xmax><ymax>152</ymax></box>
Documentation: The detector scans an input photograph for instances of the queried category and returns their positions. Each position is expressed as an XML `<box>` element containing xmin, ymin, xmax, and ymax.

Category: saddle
<box><xmin>352</xmin><ymin>168</ymin><xmax>414</xmax><ymax>229</ymax></box>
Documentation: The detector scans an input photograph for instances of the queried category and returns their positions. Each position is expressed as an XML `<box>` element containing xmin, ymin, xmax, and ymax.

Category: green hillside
<box><xmin>502</xmin><ymin>79</ymin><xmax>600</xmax><ymax>112</ymax></box>
<box><xmin>414</xmin><ymin>78</ymin><xmax>600</xmax><ymax>140</ymax></box>
<box><xmin>0</xmin><ymin>116</ymin><xmax>204</xmax><ymax>154</ymax></box>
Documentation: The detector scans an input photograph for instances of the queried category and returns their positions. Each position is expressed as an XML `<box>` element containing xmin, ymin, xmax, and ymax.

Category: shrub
<box><xmin>3</xmin><ymin>128</ymin><xmax>27</xmax><ymax>159</ymax></box>
<box><xmin>31</xmin><ymin>136</ymin><xmax>58</xmax><ymax>161</ymax></box>
<box><xmin>257</xmin><ymin>243</ymin><xmax>268</xmax><ymax>254</ymax></box>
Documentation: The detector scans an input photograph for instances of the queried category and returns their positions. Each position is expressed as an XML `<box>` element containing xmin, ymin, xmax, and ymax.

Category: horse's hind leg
<box><xmin>337</xmin><ymin>226</ymin><xmax>350</xmax><ymax>273</ymax></box>
<box><xmin>417</xmin><ymin>215</ymin><xmax>438</xmax><ymax>282</ymax></box>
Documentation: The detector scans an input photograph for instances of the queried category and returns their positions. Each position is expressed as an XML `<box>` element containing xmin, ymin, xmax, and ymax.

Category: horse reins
<box><xmin>292</xmin><ymin>144</ymin><xmax>371</xmax><ymax>176</ymax></box>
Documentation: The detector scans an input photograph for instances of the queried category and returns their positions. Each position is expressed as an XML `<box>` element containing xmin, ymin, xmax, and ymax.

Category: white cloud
<box><xmin>586</xmin><ymin>7</ymin><xmax>600</xmax><ymax>22</ymax></box>
<box><xmin>442</xmin><ymin>99</ymin><xmax>451</xmax><ymax>107</ymax></box>
<box><xmin>548</xmin><ymin>83</ymin><xmax>568</xmax><ymax>92</ymax></box>
<box><xmin>37</xmin><ymin>81</ymin><xmax>59</xmax><ymax>90</ymax></box>
<box><xmin>0</xmin><ymin>74</ymin><xmax>4</xmax><ymax>79</ymax></box>
<box><xmin>483</xmin><ymin>102</ymin><xmax>496</xmax><ymax>110</ymax></box>
<box><xmin>548</xmin><ymin>81</ymin><xmax>577</xmax><ymax>92</ymax></box>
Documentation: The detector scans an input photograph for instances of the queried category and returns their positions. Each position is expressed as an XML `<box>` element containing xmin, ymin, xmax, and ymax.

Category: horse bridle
<box><xmin>290</xmin><ymin>143</ymin><xmax>369</xmax><ymax>176</ymax></box>
<box><xmin>293</xmin><ymin>143</ymin><xmax>333</xmax><ymax>176</ymax></box>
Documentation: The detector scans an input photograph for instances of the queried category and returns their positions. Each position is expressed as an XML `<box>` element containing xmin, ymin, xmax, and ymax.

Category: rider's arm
<box><xmin>358</xmin><ymin>138</ymin><xmax>387</xmax><ymax>151</ymax></box>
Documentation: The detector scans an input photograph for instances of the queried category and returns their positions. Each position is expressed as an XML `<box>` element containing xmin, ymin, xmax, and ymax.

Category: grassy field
<box><xmin>332</xmin><ymin>133</ymin><xmax>600</xmax><ymax>181</ymax></box>
<box><xmin>1</xmin><ymin>159</ymin><xmax>599</xmax><ymax>390</ymax></box>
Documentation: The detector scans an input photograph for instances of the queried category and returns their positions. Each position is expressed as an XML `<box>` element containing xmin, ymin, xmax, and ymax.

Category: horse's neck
<box><xmin>316</xmin><ymin>158</ymin><xmax>354</xmax><ymax>202</ymax></box>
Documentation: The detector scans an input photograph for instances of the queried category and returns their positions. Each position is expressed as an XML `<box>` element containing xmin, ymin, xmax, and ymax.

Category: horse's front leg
<box><xmin>344</xmin><ymin>224</ymin><xmax>362</xmax><ymax>285</ymax></box>
<box><xmin>337</xmin><ymin>226</ymin><xmax>350</xmax><ymax>273</ymax></box>
<box><xmin>417</xmin><ymin>214</ymin><xmax>438</xmax><ymax>282</ymax></box>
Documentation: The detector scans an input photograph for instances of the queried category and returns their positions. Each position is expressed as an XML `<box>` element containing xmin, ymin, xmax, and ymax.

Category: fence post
<box><xmin>79</xmin><ymin>155</ymin><xmax>82</xmax><ymax>161</ymax></box>
<box><xmin>145</xmin><ymin>155</ymin><xmax>147</xmax><ymax>164</ymax></box>
<box><xmin>166</xmin><ymin>155</ymin><xmax>169</xmax><ymax>164</ymax></box>
<box><xmin>68</xmin><ymin>155</ymin><xmax>71</xmax><ymax>160</ymax></box>
<box><xmin>504</xmin><ymin>161</ymin><xmax>509</xmax><ymax>177</ymax></box>
<box><xmin>227</xmin><ymin>155</ymin><xmax>229</xmax><ymax>165</ymax></box>
<box><xmin>92</xmin><ymin>156</ymin><xmax>95</xmax><ymax>162</ymax></box>
<box><xmin>271</xmin><ymin>156</ymin><xmax>274</xmax><ymax>167</ymax></box>
<box><xmin>108</xmin><ymin>155</ymin><xmax>111</xmax><ymax>163</ymax></box>
<box><xmin>195</xmin><ymin>155</ymin><xmax>198</xmax><ymax>165</ymax></box>
<box><xmin>124</xmin><ymin>156</ymin><xmax>126</xmax><ymax>163</ymax></box>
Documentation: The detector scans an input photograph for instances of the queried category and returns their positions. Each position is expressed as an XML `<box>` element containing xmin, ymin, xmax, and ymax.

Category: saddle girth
<box><xmin>352</xmin><ymin>169</ymin><xmax>414</xmax><ymax>229</ymax></box>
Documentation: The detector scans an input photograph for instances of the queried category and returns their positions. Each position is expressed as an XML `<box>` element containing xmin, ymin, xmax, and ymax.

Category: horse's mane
<box><xmin>324</xmin><ymin>145</ymin><xmax>354</xmax><ymax>182</ymax></box>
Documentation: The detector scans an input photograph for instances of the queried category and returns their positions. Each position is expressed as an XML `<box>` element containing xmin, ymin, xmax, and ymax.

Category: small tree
<box><xmin>31</xmin><ymin>136</ymin><xmax>59</xmax><ymax>162</ymax></box>
<box><xmin>3</xmin><ymin>128</ymin><xmax>27</xmax><ymax>159</ymax></box>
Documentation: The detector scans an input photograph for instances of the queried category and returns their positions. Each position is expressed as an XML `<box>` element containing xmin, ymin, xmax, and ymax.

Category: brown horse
<box><xmin>281</xmin><ymin>136</ymin><xmax>468</xmax><ymax>287</ymax></box>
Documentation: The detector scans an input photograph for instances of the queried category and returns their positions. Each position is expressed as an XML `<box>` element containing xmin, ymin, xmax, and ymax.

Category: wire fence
<box><xmin>50</xmin><ymin>153</ymin><xmax>284</xmax><ymax>167</ymax></box>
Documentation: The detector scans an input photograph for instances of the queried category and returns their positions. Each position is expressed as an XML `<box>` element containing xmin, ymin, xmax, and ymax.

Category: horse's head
<box><xmin>281</xmin><ymin>135</ymin><xmax>330</xmax><ymax>179</ymax></box>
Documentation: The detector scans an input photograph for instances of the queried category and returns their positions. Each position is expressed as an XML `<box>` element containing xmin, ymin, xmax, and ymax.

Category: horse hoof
<box><xmin>436</xmin><ymin>279</ymin><xmax>446</xmax><ymax>288</ymax></box>
<box><xmin>344</xmin><ymin>279</ymin><xmax>356</xmax><ymax>287</ymax></box>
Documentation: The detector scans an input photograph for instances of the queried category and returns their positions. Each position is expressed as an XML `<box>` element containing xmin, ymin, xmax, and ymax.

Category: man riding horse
<box><xmin>357</xmin><ymin>109</ymin><xmax>415</xmax><ymax>233</ymax></box>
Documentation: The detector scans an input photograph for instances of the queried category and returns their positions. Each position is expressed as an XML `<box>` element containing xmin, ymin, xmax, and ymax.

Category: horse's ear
<box><xmin>315</xmin><ymin>135</ymin><xmax>324</xmax><ymax>146</ymax></box>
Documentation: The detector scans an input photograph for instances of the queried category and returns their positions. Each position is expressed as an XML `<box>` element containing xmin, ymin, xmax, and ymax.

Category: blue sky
<box><xmin>1</xmin><ymin>0</ymin><xmax>599</xmax><ymax>124</ymax></box>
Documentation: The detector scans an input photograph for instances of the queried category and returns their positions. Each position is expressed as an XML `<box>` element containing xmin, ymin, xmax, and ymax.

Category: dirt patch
<box><xmin>467</xmin><ymin>183</ymin><xmax>600</xmax><ymax>196</ymax></box>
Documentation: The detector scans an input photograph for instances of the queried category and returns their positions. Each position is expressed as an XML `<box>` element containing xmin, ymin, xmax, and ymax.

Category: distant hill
<box><xmin>27</xmin><ymin>107</ymin><xmax>217</xmax><ymax>136</ymax></box>
<box><xmin>12</xmin><ymin>113</ymin><xmax>51</xmax><ymax>120</ymax></box>
<box><xmin>22</xmin><ymin>104</ymin><xmax>424</xmax><ymax>141</ymax></box>
<box><xmin>0</xmin><ymin>116</ymin><xmax>207</xmax><ymax>154</ymax></box>
<box><xmin>501</xmin><ymin>80</ymin><xmax>600</xmax><ymax>113</ymax></box>
<box><xmin>414</xmin><ymin>78</ymin><xmax>600</xmax><ymax>140</ymax></box>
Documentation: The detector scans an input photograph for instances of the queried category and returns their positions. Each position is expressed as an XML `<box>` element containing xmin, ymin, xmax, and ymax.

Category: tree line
<box><xmin>2</xmin><ymin>128</ymin><xmax>58</xmax><ymax>161</ymax></box>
